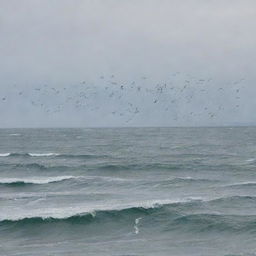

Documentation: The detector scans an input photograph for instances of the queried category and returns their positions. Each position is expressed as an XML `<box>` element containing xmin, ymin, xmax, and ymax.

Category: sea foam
<box><xmin>0</xmin><ymin>176</ymin><xmax>75</xmax><ymax>185</ymax></box>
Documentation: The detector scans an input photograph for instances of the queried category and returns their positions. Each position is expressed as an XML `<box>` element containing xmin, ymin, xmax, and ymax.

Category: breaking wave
<box><xmin>0</xmin><ymin>176</ymin><xmax>75</xmax><ymax>185</ymax></box>
<box><xmin>1</xmin><ymin>198</ymin><xmax>256</xmax><ymax>234</ymax></box>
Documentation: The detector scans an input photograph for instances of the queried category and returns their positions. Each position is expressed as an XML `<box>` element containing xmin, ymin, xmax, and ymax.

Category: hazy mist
<box><xmin>0</xmin><ymin>0</ymin><xmax>256</xmax><ymax>127</ymax></box>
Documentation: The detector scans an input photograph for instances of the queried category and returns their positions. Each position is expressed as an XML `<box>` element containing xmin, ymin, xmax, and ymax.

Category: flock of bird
<box><xmin>1</xmin><ymin>73</ymin><xmax>245</xmax><ymax>123</ymax></box>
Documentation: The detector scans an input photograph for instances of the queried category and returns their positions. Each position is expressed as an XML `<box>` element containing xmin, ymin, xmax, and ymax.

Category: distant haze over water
<box><xmin>0</xmin><ymin>0</ymin><xmax>256</xmax><ymax>127</ymax></box>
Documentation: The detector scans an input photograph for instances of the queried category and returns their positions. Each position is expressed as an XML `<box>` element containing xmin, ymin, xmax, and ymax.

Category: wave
<box><xmin>207</xmin><ymin>195</ymin><xmax>256</xmax><ymax>207</ymax></box>
<box><xmin>97</xmin><ymin>163</ymin><xmax>181</xmax><ymax>171</ymax></box>
<box><xmin>0</xmin><ymin>199</ymin><xmax>193</xmax><ymax>223</ymax></box>
<box><xmin>57</xmin><ymin>154</ymin><xmax>105</xmax><ymax>159</ymax></box>
<box><xmin>168</xmin><ymin>213</ymin><xmax>256</xmax><ymax>233</ymax></box>
<box><xmin>164</xmin><ymin>177</ymin><xmax>218</xmax><ymax>183</ymax></box>
<box><xmin>1</xmin><ymin>198</ymin><xmax>256</xmax><ymax>234</ymax></box>
<box><xmin>245</xmin><ymin>158</ymin><xmax>256</xmax><ymax>163</ymax></box>
<box><xmin>0</xmin><ymin>176</ymin><xmax>75</xmax><ymax>185</ymax></box>
<box><xmin>223</xmin><ymin>182</ymin><xmax>256</xmax><ymax>188</ymax></box>
<box><xmin>0</xmin><ymin>162</ymin><xmax>79</xmax><ymax>170</ymax></box>
<box><xmin>0</xmin><ymin>153</ymin><xmax>11</xmax><ymax>157</ymax></box>
<box><xmin>0</xmin><ymin>153</ymin><xmax>59</xmax><ymax>157</ymax></box>
<box><xmin>148</xmin><ymin>177</ymin><xmax>218</xmax><ymax>188</ymax></box>
<box><xmin>14</xmin><ymin>163</ymin><xmax>48</xmax><ymax>170</ymax></box>
<box><xmin>0</xmin><ymin>152</ymin><xmax>103</xmax><ymax>159</ymax></box>
<box><xmin>28</xmin><ymin>153</ymin><xmax>60</xmax><ymax>157</ymax></box>
<box><xmin>0</xmin><ymin>175</ymin><xmax>128</xmax><ymax>187</ymax></box>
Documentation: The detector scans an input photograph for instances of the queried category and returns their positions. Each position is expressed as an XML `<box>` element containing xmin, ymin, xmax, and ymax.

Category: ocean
<box><xmin>0</xmin><ymin>127</ymin><xmax>256</xmax><ymax>256</ymax></box>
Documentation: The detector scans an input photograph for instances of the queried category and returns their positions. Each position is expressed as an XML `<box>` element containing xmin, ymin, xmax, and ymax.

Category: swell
<box><xmin>57</xmin><ymin>154</ymin><xmax>106</xmax><ymax>159</ymax></box>
<box><xmin>0</xmin><ymin>176</ymin><xmax>76</xmax><ymax>186</ymax></box>
<box><xmin>147</xmin><ymin>177</ymin><xmax>219</xmax><ymax>187</ymax></box>
<box><xmin>2</xmin><ymin>197</ymin><xmax>256</xmax><ymax>234</ymax></box>
<box><xmin>0</xmin><ymin>153</ymin><xmax>59</xmax><ymax>157</ymax></box>
<box><xmin>0</xmin><ymin>153</ymin><xmax>105</xmax><ymax>159</ymax></box>
<box><xmin>0</xmin><ymin>175</ymin><xmax>127</xmax><ymax>187</ymax></box>
<box><xmin>97</xmin><ymin>163</ymin><xmax>182</xmax><ymax>171</ymax></box>
<box><xmin>209</xmin><ymin>195</ymin><xmax>256</xmax><ymax>204</ymax></box>
<box><xmin>224</xmin><ymin>182</ymin><xmax>256</xmax><ymax>188</ymax></box>
<box><xmin>13</xmin><ymin>163</ymin><xmax>48</xmax><ymax>170</ymax></box>
<box><xmin>0</xmin><ymin>207</ymin><xmax>148</xmax><ymax>226</ymax></box>
<box><xmin>0</xmin><ymin>163</ymin><xmax>74</xmax><ymax>172</ymax></box>
<box><xmin>0</xmin><ymin>162</ymin><xmax>80</xmax><ymax>171</ymax></box>
<box><xmin>0</xmin><ymin>199</ymin><xmax>191</xmax><ymax>223</ymax></box>
<box><xmin>168</xmin><ymin>213</ymin><xmax>256</xmax><ymax>233</ymax></box>
<box><xmin>0</xmin><ymin>162</ymin><xmax>183</xmax><ymax>173</ymax></box>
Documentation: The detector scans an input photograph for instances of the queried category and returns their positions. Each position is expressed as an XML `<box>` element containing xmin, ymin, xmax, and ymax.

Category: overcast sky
<box><xmin>0</xmin><ymin>0</ymin><xmax>256</xmax><ymax>127</ymax></box>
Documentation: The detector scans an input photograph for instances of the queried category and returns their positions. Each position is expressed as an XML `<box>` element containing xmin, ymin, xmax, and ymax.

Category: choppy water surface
<box><xmin>1</xmin><ymin>127</ymin><xmax>256</xmax><ymax>256</ymax></box>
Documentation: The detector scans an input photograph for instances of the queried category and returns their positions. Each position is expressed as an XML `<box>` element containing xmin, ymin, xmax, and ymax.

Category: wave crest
<box><xmin>0</xmin><ymin>152</ymin><xmax>102</xmax><ymax>159</ymax></box>
<box><xmin>0</xmin><ymin>199</ymin><xmax>191</xmax><ymax>223</ymax></box>
<box><xmin>28</xmin><ymin>153</ymin><xmax>60</xmax><ymax>157</ymax></box>
<box><xmin>2</xmin><ymin>199</ymin><xmax>256</xmax><ymax>234</ymax></box>
<box><xmin>0</xmin><ymin>153</ymin><xmax>11</xmax><ymax>157</ymax></box>
<box><xmin>0</xmin><ymin>176</ymin><xmax>75</xmax><ymax>185</ymax></box>
<box><xmin>0</xmin><ymin>153</ymin><xmax>59</xmax><ymax>157</ymax></box>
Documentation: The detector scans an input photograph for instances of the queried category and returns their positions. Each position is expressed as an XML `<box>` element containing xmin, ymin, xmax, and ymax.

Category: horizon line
<box><xmin>0</xmin><ymin>124</ymin><xmax>256</xmax><ymax>129</ymax></box>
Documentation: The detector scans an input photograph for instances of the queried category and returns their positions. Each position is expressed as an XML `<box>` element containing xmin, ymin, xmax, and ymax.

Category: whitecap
<box><xmin>224</xmin><ymin>181</ymin><xmax>256</xmax><ymax>187</ymax></box>
<box><xmin>0</xmin><ymin>176</ymin><xmax>75</xmax><ymax>185</ymax></box>
<box><xmin>28</xmin><ymin>153</ymin><xmax>60</xmax><ymax>157</ymax></box>
<box><xmin>0</xmin><ymin>198</ymin><xmax>200</xmax><ymax>221</ymax></box>
<box><xmin>0</xmin><ymin>153</ymin><xmax>11</xmax><ymax>157</ymax></box>
<box><xmin>246</xmin><ymin>158</ymin><xmax>255</xmax><ymax>163</ymax></box>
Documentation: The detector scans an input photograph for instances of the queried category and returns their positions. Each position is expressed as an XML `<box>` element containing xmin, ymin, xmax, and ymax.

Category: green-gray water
<box><xmin>1</xmin><ymin>127</ymin><xmax>256</xmax><ymax>256</ymax></box>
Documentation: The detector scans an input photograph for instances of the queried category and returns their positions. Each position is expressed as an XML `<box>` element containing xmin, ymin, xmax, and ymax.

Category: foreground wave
<box><xmin>0</xmin><ymin>199</ymin><xmax>191</xmax><ymax>222</ymax></box>
<box><xmin>1</xmin><ymin>198</ymin><xmax>256</xmax><ymax>234</ymax></box>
